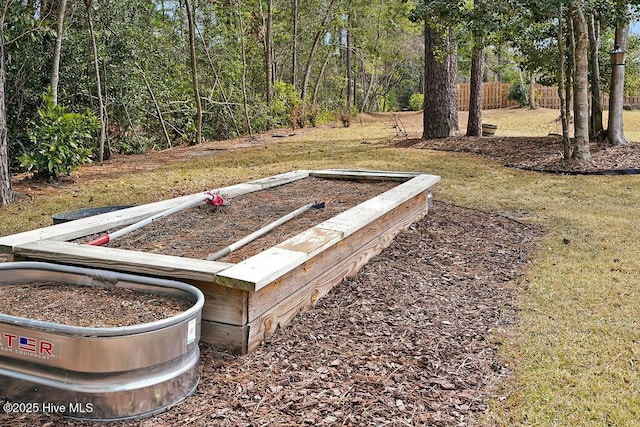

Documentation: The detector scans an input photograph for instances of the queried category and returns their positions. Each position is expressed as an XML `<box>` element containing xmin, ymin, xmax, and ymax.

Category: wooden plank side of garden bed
<box><xmin>0</xmin><ymin>170</ymin><xmax>310</xmax><ymax>254</ymax></box>
<box><xmin>246</xmin><ymin>191</ymin><xmax>428</xmax><ymax>322</ymax></box>
<box><xmin>189</xmin><ymin>280</ymin><xmax>249</xmax><ymax>325</ymax></box>
<box><xmin>248</xmin><ymin>169</ymin><xmax>310</xmax><ymax>189</ymax></box>
<box><xmin>196</xmin><ymin>195</ymin><xmax>427</xmax><ymax>354</ymax></box>
<box><xmin>200</xmin><ymin>321</ymin><xmax>249</xmax><ymax>355</ymax></box>
<box><xmin>216</xmin><ymin>169</ymin><xmax>310</xmax><ymax>196</ymax></box>
<box><xmin>318</xmin><ymin>174</ymin><xmax>439</xmax><ymax>238</ymax></box>
<box><xmin>0</xmin><ymin>197</ymin><xmax>195</xmax><ymax>253</ymax></box>
<box><xmin>215</xmin><ymin>174</ymin><xmax>439</xmax><ymax>291</ymax></box>
<box><xmin>310</xmin><ymin>169</ymin><xmax>422</xmax><ymax>181</ymax></box>
<box><xmin>14</xmin><ymin>241</ymin><xmax>233</xmax><ymax>282</ymax></box>
<box><xmin>243</xmin><ymin>196</ymin><xmax>430</xmax><ymax>353</ymax></box>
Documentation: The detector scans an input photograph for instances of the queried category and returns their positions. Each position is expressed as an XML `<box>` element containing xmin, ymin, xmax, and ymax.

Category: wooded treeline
<box><xmin>0</xmin><ymin>0</ymin><xmax>422</xmax><ymax>198</ymax></box>
<box><xmin>417</xmin><ymin>0</ymin><xmax>639</xmax><ymax>158</ymax></box>
<box><xmin>2</xmin><ymin>0</ymin><xmax>422</xmax><ymax>152</ymax></box>
<box><xmin>0</xmin><ymin>0</ymin><xmax>639</xmax><ymax>206</ymax></box>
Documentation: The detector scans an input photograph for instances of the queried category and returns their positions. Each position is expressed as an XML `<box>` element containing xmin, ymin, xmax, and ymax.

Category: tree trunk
<box><xmin>566</xmin><ymin>11</ymin><xmax>575</xmax><ymax>150</ymax></box>
<box><xmin>447</xmin><ymin>28</ymin><xmax>459</xmax><ymax>132</ymax></box>
<box><xmin>528</xmin><ymin>72</ymin><xmax>537</xmax><ymax>109</ymax></box>
<box><xmin>557</xmin><ymin>3</ymin><xmax>571</xmax><ymax>154</ymax></box>
<box><xmin>422</xmin><ymin>20</ymin><xmax>457</xmax><ymax>139</ymax></box>
<box><xmin>466</xmin><ymin>38</ymin><xmax>483</xmax><ymax>137</ymax></box>
<box><xmin>197</xmin><ymin>28</ymin><xmax>241</xmax><ymax>137</ymax></box>
<box><xmin>235</xmin><ymin>1</ymin><xmax>252</xmax><ymax>135</ymax></box>
<box><xmin>346</xmin><ymin>25</ymin><xmax>352</xmax><ymax>108</ymax></box>
<box><xmin>185</xmin><ymin>0</ymin><xmax>202</xmax><ymax>144</ymax></box>
<box><xmin>588</xmin><ymin>13</ymin><xmax>603</xmax><ymax>138</ymax></box>
<box><xmin>263</xmin><ymin>0</ymin><xmax>273</xmax><ymax>117</ymax></box>
<box><xmin>135</xmin><ymin>62</ymin><xmax>171</xmax><ymax>148</ymax></box>
<box><xmin>360</xmin><ymin>59</ymin><xmax>375</xmax><ymax>114</ymax></box>
<box><xmin>85</xmin><ymin>0</ymin><xmax>108</xmax><ymax>162</ymax></box>
<box><xmin>607</xmin><ymin>24</ymin><xmax>629</xmax><ymax>145</ymax></box>
<box><xmin>0</xmin><ymin>7</ymin><xmax>12</xmax><ymax>206</ymax></box>
<box><xmin>569</xmin><ymin>0</ymin><xmax>592</xmax><ymax>162</ymax></box>
<box><xmin>312</xmin><ymin>48</ymin><xmax>332</xmax><ymax>106</ymax></box>
<box><xmin>291</xmin><ymin>0</ymin><xmax>298</xmax><ymax>89</ymax></box>
<box><xmin>497</xmin><ymin>45</ymin><xmax>503</xmax><ymax>82</ymax></box>
<box><xmin>50</xmin><ymin>0</ymin><xmax>67</xmax><ymax>106</ymax></box>
<box><xmin>300</xmin><ymin>0</ymin><xmax>337</xmax><ymax>103</ymax></box>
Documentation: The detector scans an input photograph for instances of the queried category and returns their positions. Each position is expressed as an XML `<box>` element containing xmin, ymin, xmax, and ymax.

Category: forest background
<box><xmin>1</xmin><ymin>0</ymin><xmax>640</xmax><ymax>194</ymax></box>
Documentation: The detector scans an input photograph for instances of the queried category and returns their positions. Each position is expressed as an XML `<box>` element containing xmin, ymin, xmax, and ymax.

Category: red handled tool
<box><xmin>87</xmin><ymin>191</ymin><xmax>226</xmax><ymax>246</ymax></box>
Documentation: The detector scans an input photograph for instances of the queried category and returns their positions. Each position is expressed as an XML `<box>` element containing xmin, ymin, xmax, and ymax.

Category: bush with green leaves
<box><xmin>315</xmin><ymin>110</ymin><xmax>335</xmax><ymax>126</ymax></box>
<box><xmin>19</xmin><ymin>89</ymin><xmax>100</xmax><ymax>179</ymax></box>
<box><xmin>272</xmin><ymin>81</ymin><xmax>303</xmax><ymax>127</ymax></box>
<box><xmin>507</xmin><ymin>81</ymin><xmax>528</xmax><ymax>106</ymax></box>
<box><xmin>408</xmin><ymin>93</ymin><xmax>424</xmax><ymax>111</ymax></box>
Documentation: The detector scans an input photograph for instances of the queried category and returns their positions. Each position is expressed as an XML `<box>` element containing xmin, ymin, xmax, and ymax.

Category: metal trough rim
<box><xmin>0</xmin><ymin>261</ymin><xmax>204</xmax><ymax>337</ymax></box>
<box><xmin>0</xmin><ymin>348</ymin><xmax>200</xmax><ymax>393</ymax></box>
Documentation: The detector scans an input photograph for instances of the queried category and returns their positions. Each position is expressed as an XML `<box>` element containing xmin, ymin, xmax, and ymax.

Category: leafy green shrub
<box><xmin>507</xmin><ymin>81</ymin><xmax>528</xmax><ymax>106</ymax></box>
<box><xmin>117</xmin><ymin>134</ymin><xmax>159</xmax><ymax>154</ymax></box>
<box><xmin>408</xmin><ymin>93</ymin><xmax>424</xmax><ymax>111</ymax></box>
<box><xmin>380</xmin><ymin>93</ymin><xmax>399</xmax><ymax>112</ymax></box>
<box><xmin>273</xmin><ymin>80</ymin><xmax>303</xmax><ymax>127</ymax></box>
<box><xmin>19</xmin><ymin>89</ymin><xmax>100</xmax><ymax>179</ymax></box>
<box><xmin>315</xmin><ymin>110</ymin><xmax>335</xmax><ymax>125</ymax></box>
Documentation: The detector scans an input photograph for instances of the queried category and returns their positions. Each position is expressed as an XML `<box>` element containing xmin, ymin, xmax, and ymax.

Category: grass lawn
<box><xmin>2</xmin><ymin>109</ymin><xmax>640</xmax><ymax>425</ymax></box>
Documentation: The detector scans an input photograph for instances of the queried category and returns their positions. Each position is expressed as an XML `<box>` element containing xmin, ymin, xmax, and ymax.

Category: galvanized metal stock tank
<box><xmin>0</xmin><ymin>262</ymin><xmax>204</xmax><ymax>421</ymax></box>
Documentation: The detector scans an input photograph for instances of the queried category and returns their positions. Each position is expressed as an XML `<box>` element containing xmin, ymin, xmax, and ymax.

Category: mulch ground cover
<box><xmin>4</xmin><ymin>117</ymin><xmax>639</xmax><ymax>425</ymax></box>
<box><xmin>397</xmin><ymin>136</ymin><xmax>640</xmax><ymax>173</ymax></box>
<box><xmin>0</xmin><ymin>201</ymin><xmax>541</xmax><ymax>426</ymax></box>
<box><xmin>0</xmin><ymin>284</ymin><xmax>192</xmax><ymax>327</ymax></box>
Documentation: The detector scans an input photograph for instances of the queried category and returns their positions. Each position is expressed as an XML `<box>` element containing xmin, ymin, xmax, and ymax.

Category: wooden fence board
<box><xmin>456</xmin><ymin>81</ymin><xmax>640</xmax><ymax>111</ymax></box>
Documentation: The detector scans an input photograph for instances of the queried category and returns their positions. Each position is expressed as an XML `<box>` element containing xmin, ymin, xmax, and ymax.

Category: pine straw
<box><xmin>398</xmin><ymin>136</ymin><xmax>640</xmax><ymax>174</ymax></box>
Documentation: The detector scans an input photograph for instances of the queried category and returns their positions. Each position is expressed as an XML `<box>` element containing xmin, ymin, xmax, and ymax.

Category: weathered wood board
<box><xmin>3</xmin><ymin>169</ymin><xmax>440</xmax><ymax>354</ymax></box>
<box><xmin>0</xmin><ymin>170</ymin><xmax>310</xmax><ymax>253</ymax></box>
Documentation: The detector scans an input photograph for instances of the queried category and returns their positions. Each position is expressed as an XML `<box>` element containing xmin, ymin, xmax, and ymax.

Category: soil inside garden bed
<box><xmin>0</xmin><ymin>283</ymin><xmax>192</xmax><ymax>327</ymax></box>
<box><xmin>78</xmin><ymin>177</ymin><xmax>398</xmax><ymax>263</ymax></box>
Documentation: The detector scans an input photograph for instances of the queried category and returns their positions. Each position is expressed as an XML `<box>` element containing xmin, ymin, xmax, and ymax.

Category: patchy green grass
<box><xmin>2</xmin><ymin>111</ymin><xmax>640</xmax><ymax>425</ymax></box>
<box><xmin>485</xmin><ymin>107</ymin><xmax>640</xmax><ymax>142</ymax></box>
<box><xmin>484</xmin><ymin>173</ymin><xmax>640</xmax><ymax>426</ymax></box>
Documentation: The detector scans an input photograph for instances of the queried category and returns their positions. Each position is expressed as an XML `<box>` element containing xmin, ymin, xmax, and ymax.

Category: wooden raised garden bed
<box><xmin>0</xmin><ymin>169</ymin><xmax>440</xmax><ymax>354</ymax></box>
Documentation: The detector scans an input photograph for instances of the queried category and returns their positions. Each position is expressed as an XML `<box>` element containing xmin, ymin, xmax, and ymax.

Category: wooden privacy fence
<box><xmin>457</xmin><ymin>82</ymin><xmax>519</xmax><ymax>110</ymax></box>
<box><xmin>456</xmin><ymin>81</ymin><xmax>640</xmax><ymax>111</ymax></box>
